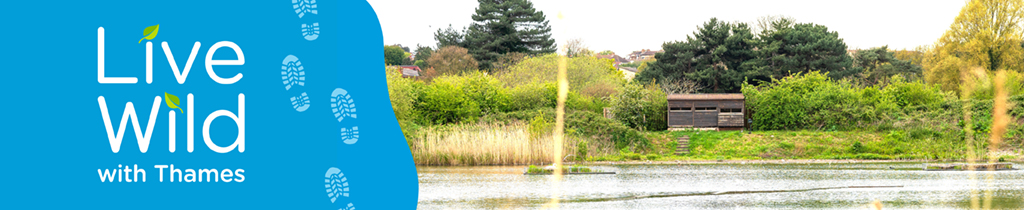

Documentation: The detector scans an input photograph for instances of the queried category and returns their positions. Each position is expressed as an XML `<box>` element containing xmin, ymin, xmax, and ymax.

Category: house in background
<box><xmin>594</xmin><ymin>53</ymin><xmax>629</xmax><ymax>67</ymax></box>
<box><xmin>397</xmin><ymin>65</ymin><xmax>421</xmax><ymax>77</ymax></box>
<box><xmin>628</xmin><ymin>49</ymin><xmax>662</xmax><ymax>62</ymax></box>
<box><xmin>619</xmin><ymin>67</ymin><xmax>637</xmax><ymax>80</ymax></box>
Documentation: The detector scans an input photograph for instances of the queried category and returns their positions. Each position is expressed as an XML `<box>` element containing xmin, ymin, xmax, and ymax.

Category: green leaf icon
<box><xmin>138</xmin><ymin>24</ymin><xmax>160</xmax><ymax>43</ymax></box>
<box><xmin>165</xmin><ymin>92</ymin><xmax>183</xmax><ymax>113</ymax></box>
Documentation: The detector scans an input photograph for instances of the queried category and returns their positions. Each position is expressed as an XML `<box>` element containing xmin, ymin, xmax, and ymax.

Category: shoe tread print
<box><xmin>331</xmin><ymin>88</ymin><xmax>356</xmax><ymax>122</ymax></box>
<box><xmin>341</xmin><ymin>203</ymin><xmax>355</xmax><ymax>210</ymax></box>
<box><xmin>281</xmin><ymin>55</ymin><xmax>305</xmax><ymax>90</ymax></box>
<box><xmin>340</xmin><ymin>127</ymin><xmax>358</xmax><ymax>145</ymax></box>
<box><xmin>301</xmin><ymin>22</ymin><xmax>320</xmax><ymax>41</ymax></box>
<box><xmin>290</xmin><ymin>92</ymin><xmax>310</xmax><ymax>112</ymax></box>
<box><xmin>324</xmin><ymin>167</ymin><xmax>349</xmax><ymax>203</ymax></box>
<box><xmin>292</xmin><ymin>0</ymin><xmax>318</xmax><ymax>18</ymax></box>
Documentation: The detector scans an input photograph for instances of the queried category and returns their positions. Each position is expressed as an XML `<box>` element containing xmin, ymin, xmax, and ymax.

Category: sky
<box><xmin>367</xmin><ymin>0</ymin><xmax>968</xmax><ymax>55</ymax></box>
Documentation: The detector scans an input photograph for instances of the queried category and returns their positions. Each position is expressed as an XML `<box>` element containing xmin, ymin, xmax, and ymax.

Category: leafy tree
<box><xmin>498</xmin><ymin>54</ymin><xmax>623</xmax><ymax>97</ymax></box>
<box><xmin>384</xmin><ymin>45</ymin><xmax>407</xmax><ymax>66</ymax></box>
<box><xmin>402</xmin><ymin>52</ymin><xmax>414</xmax><ymax>65</ymax></box>
<box><xmin>414</xmin><ymin>44</ymin><xmax>434</xmax><ymax>68</ymax></box>
<box><xmin>893</xmin><ymin>47</ymin><xmax>926</xmax><ymax>66</ymax></box>
<box><xmin>833</xmin><ymin>46</ymin><xmax>923</xmax><ymax>85</ymax></box>
<box><xmin>636</xmin><ymin>18</ymin><xmax>758</xmax><ymax>93</ymax></box>
<box><xmin>463</xmin><ymin>0</ymin><xmax>556</xmax><ymax>70</ymax></box>
<box><xmin>434</xmin><ymin>24</ymin><xmax>467</xmax><ymax>49</ymax></box>
<box><xmin>598</xmin><ymin>50</ymin><xmax>615</xmax><ymax>55</ymax></box>
<box><xmin>751</xmin><ymin>21</ymin><xmax>853</xmax><ymax>81</ymax></box>
<box><xmin>923</xmin><ymin>0</ymin><xmax>1024</xmax><ymax>91</ymax></box>
<box><xmin>395</xmin><ymin>44</ymin><xmax>411</xmax><ymax>53</ymax></box>
<box><xmin>427</xmin><ymin>46</ymin><xmax>479</xmax><ymax>75</ymax></box>
<box><xmin>611</xmin><ymin>81</ymin><xmax>667</xmax><ymax>131</ymax></box>
<box><xmin>491</xmin><ymin>52</ymin><xmax>528</xmax><ymax>73</ymax></box>
<box><xmin>414</xmin><ymin>60</ymin><xmax>428</xmax><ymax>70</ymax></box>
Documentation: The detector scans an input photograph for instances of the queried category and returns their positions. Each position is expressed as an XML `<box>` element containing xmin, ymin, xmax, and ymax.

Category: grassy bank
<box><xmin>591</xmin><ymin>130</ymin><xmax>1023</xmax><ymax>162</ymax></box>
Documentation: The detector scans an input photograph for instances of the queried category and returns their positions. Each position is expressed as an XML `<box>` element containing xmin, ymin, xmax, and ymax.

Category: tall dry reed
<box><xmin>411</xmin><ymin>123</ymin><xmax>572</xmax><ymax>165</ymax></box>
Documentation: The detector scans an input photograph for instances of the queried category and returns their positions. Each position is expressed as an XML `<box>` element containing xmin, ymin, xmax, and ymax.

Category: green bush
<box><xmin>508</xmin><ymin>82</ymin><xmax>553</xmax><ymax>111</ymax></box>
<box><xmin>576</xmin><ymin>140</ymin><xmax>589</xmax><ymax>161</ymax></box>
<box><xmin>527</xmin><ymin>112</ymin><xmax>551</xmax><ymax>138</ymax></box>
<box><xmin>849</xmin><ymin>142</ymin><xmax>864</xmax><ymax>153</ymax></box>
<box><xmin>386</xmin><ymin>67</ymin><xmax>424</xmax><ymax>141</ymax></box>
<box><xmin>458</xmin><ymin>72</ymin><xmax>512</xmax><ymax>114</ymax></box>
<box><xmin>416</xmin><ymin>75</ymin><xmax>481</xmax><ymax>124</ymax></box>
<box><xmin>480</xmin><ymin>108</ymin><xmax>651</xmax><ymax>151</ymax></box>
<box><xmin>611</xmin><ymin>81</ymin><xmax>667</xmax><ymax>131</ymax></box>
<box><xmin>743</xmin><ymin>72</ymin><xmax>950</xmax><ymax>131</ymax></box>
<box><xmin>499</xmin><ymin>54</ymin><xmax>624</xmax><ymax>98</ymax></box>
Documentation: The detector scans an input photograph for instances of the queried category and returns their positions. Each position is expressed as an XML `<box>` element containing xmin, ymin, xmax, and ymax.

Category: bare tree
<box><xmin>752</xmin><ymin>15</ymin><xmax>796</xmax><ymax>34</ymax></box>
<box><xmin>659</xmin><ymin>77</ymin><xmax>703</xmax><ymax>94</ymax></box>
<box><xmin>564</xmin><ymin>38</ymin><xmax>593</xmax><ymax>58</ymax></box>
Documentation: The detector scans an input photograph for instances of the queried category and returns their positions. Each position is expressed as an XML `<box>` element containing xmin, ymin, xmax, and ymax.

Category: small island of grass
<box><xmin>524</xmin><ymin>164</ymin><xmax>615</xmax><ymax>175</ymax></box>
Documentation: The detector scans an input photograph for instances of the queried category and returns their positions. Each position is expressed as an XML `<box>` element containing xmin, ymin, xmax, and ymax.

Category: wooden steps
<box><xmin>675</xmin><ymin>135</ymin><xmax>690</xmax><ymax>155</ymax></box>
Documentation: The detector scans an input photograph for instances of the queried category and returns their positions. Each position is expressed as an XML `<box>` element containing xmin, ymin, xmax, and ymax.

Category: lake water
<box><xmin>417</xmin><ymin>163</ymin><xmax>1024</xmax><ymax>209</ymax></box>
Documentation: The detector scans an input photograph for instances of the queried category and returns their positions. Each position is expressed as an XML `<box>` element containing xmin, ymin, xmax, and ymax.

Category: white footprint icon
<box><xmin>324</xmin><ymin>167</ymin><xmax>349</xmax><ymax>203</ymax></box>
<box><xmin>302</xmin><ymin>22</ymin><xmax>319</xmax><ymax>41</ymax></box>
<box><xmin>281</xmin><ymin>55</ymin><xmax>305</xmax><ymax>90</ymax></box>
<box><xmin>331</xmin><ymin>88</ymin><xmax>357</xmax><ymax>122</ymax></box>
<box><xmin>292</xmin><ymin>0</ymin><xmax>318</xmax><ymax>18</ymax></box>
<box><xmin>340</xmin><ymin>127</ymin><xmax>358</xmax><ymax>145</ymax></box>
<box><xmin>290</xmin><ymin>92</ymin><xmax>311</xmax><ymax>112</ymax></box>
<box><xmin>340</xmin><ymin>203</ymin><xmax>355</xmax><ymax>210</ymax></box>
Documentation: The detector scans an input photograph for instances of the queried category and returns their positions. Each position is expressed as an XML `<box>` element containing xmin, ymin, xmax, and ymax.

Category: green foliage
<box><xmin>386</xmin><ymin>67</ymin><xmax>426</xmax><ymax>142</ymax></box>
<box><xmin>850</xmin><ymin>142</ymin><xmax>865</xmax><ymax>153</ymax></box>
<box><xmin>742</xmin><ymin>71</ymin><xmax>945</xmax><ymax>131</ymax></box>
<box><xmin>636</xmin><ymin>18</ymin><xmax>757</xmax><ymax>93</ymax></box>
<box><xmin>923</xmin><ymin>0</ymin><xmax>1024</xmax><ymax>92</ymax></box>
<box><xmin>882</xmin><ymin>75</ymin><xmax>943</xmax><ymax>107</ymax></box>
<box><xmin>528</xmin><ymin>112</ymin><xmax>551</xmax><ymax>138</ymax></box>
<box><xmin>834</xmin><ymin>46</ymin><xmax>924</xmax><ymax>85</ymax></box>
<box><xmin>416</xmin><ymin>75</ymin><xmax>482</xmax><ymax>124</ymax></box>
<box><xmin>452</xmin><ymin>0</ymin><xmax>556</xmax><ymax>70</ymax></box>
<box><xmin>384</xmin><ymin>45</ymin><xmax>408</xmax><ymax>66</ymax></box>
<box><xmin>525</xmin><ymin>164</ymin><xmax>596</xmax><ymax>174</ymax></box>
<box><xmin>499</xmin><ymin>54</ymin><xmax>625</xmax><ymax>98</ymax></box>
<box><xmin>481</xmin><ymin>108</ymin><xmax>651</xmax><ymax>151</ymax></box>
<box><xmin>637</xmin><ymin>18</ymin><xmax>853</xmax><ymax>93</ymax></box>
<box><xmin>752</xmin><ymin>22</ymin><xmax>853</xmax><ymax>81</ymax></box>
<box><xmin>576</xmin><ymin>140</ymin><xmax>589</xmax><ymax>160</ymax></box>
<box><xmin>414</xmin><ymin>60</ymin><xmax>427</xmax><ymax>69</ymax></box>
<box><xmin>427</xmin><ymin>46</ymin><xmax>479</xmax><ymax>75</ymax></box>
<box><xmin>611</xmin><ymin>82</ymin><xmax>667</xmax><ymax>131</ymax></box>
<box><xmin>414</xmin><ymin>44</ymin><xmax>433</xmax><ymax>67</ymax></box>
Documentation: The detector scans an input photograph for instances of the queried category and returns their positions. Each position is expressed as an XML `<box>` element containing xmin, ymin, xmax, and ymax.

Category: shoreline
<box><xmin>416</xmin><ymin>159</ymin><xmax>1023</xmax><ymax>166</ymax></box>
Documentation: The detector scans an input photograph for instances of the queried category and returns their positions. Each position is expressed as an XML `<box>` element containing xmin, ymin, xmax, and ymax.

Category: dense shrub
<box><xmin>416</xmin><ymin>76</ymin><xmax>482</xmax><ymax>124</ymax></box>
<box><xmin>386</xmin><ymin>67</ymin><xmax>421</xmax><ymax>122</ymax></box>
<box><xmin>481</xmin><ymin>108</ymin><xmax>651</xmax><ymax>151</ymax></box>
<box><xmin>498</xmin><ymin>54</ymin><xmax>625</xmax><ymax>98</ymax></box>
<box><xmin>611</xmin><ymin>81</ymin><xmax>667</xmax><ymax>131</ymax></box>
<box><xmin>386</xmin><ymin>67</ymin><xmax>424</xmax><ymax>141</ymax></box>
<box><xmin>742</xmin><ymin>71</ymin><xmax>947</xmax><ymax>131</ymax></box>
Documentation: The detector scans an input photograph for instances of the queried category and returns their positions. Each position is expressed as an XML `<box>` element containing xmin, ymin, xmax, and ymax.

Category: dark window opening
<box><xmin>695</xmin><ymin>107</ymin><xmax>716</xmax><ymax>111</ymax></box>
<box><xmin>720</xmin><ymin>108</ymin><xmax>742</xmax><ymax>113</ymax></box>
<box><xmin>670</xmin><ymin>107</ymin><xmax>691</xmax><ymax>111</ymax></box>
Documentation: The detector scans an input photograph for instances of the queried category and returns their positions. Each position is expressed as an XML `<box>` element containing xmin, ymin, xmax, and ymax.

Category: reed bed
<box><xmin>411</xmin><ymin>123</ymin><xmax>577</xmax><ymax>165</ymax></box>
